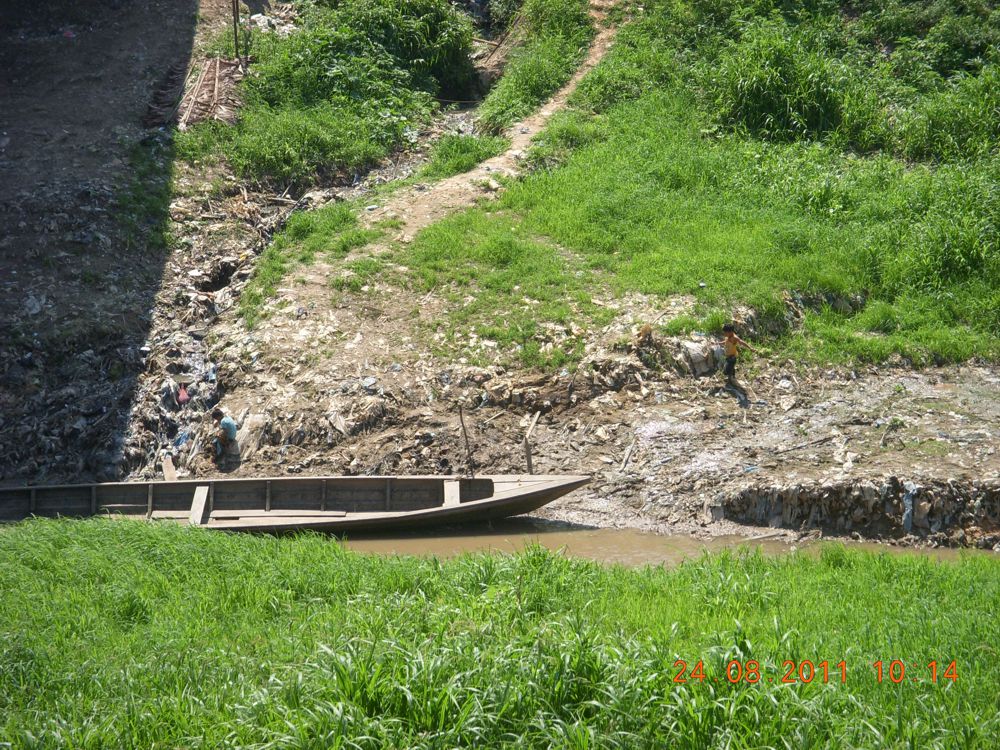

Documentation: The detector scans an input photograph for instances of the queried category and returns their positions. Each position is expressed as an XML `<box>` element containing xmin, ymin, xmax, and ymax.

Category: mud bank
<box><xmin>723</xmin><ymin>478</ymin><xmax>1000</xmax><ymax>549</ymax></box>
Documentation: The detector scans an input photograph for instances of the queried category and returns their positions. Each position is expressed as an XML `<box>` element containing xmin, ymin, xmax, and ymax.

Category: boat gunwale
<box><xmin>0</xmin><ymin>474</ymin><xmax>589</xmax><ymax>494</ymax></box>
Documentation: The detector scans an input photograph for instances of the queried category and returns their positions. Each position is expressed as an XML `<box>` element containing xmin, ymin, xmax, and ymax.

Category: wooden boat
<box><xmin>0</xmin><ymin>474</ymin><xmax>589</xmax><ymax>533</ymax></box>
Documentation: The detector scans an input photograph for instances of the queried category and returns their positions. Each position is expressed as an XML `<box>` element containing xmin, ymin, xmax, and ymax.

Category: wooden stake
<box><xmin>459</xmin><ymin>406</ymin><xmax>474</xmax><ymax>476</ymax></box>
<box><xmin>523</xmin><ymin>411</ymin><xmax>541</xmax><ymax>475</ymax></box>
<box><xmin>620</xmin><ymin>441</ymin><xmax>635</xmax><ymax>472</ymax></box>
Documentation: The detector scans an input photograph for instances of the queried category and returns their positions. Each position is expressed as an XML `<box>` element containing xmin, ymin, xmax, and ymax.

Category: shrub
<box><xmin>184</xmin><ymin>0</ymin><xmax>474</xmax><ymax>185</ymax></box>
<box><xmin>314</xmin><ymin>0</ymin><xmax>475</xmax><ymax>96</ymax></box>
<box><xmin>706</xmin><ymin>21</ymin><xmax>845</xmax><ymax>140</ymax></box>
<box><xmin>898</xmin><ymin>64</ymin><xmax>1000</xmax><ymax>161</ymax></box>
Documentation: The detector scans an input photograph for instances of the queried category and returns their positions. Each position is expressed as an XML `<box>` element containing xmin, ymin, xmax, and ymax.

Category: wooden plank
<box><xmin>265</xmin><ymin>481</ymin><xmax>271</xmax><ymax>512</ymax></box>
<box><xmin>205</xmin><ymin>514</ymin><xmax>352</xmax><ymax>529</ymax></box>
<box><xmin>162</xmin><ymin>455</ymin><xmax>177</xmax><ymax>481</ymax></box>
<box><xmin>385</xmin><ymin>478</ymin><xmax>392</xmax><ymax>511</ymax></box>
<box><xmin>321</xmin><ymin>480</ymin><xmax>327</xmax><ymax>512</ymax></box>
<box><xmin>443</xmin><ymin>480</ymin><xmax>461</xmax><ymax>508</ymax></box>
<box><xmin>146</xmin><ymin>485</ymin><xmax>154</xmax><ymax>519</ymax></box>
<box><xmin>189</xmin><ymin>486</ymin><xmax>210</xmax><ymax>526</ymax></box>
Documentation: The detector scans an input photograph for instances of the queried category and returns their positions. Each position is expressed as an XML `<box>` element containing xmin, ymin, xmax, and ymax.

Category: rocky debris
<box><xmin>248</xmin><ymin>5</ymin><xmax>297</xmax><ymax>37</ymax></box>
<box><xmin>724</xmin><ymin>478</ymin><xmax>1000</xmax><ymax>548</ymax></box>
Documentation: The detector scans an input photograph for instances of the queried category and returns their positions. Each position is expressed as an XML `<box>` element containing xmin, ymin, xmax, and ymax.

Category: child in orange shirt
<box><xmin>721</xmin><ymin>323</ymin><xmax>756</xmax><ymax>386</ymax></box>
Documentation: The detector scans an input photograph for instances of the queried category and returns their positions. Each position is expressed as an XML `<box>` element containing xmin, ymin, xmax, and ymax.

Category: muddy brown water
<box><xmin>339</xmin><ymin>519</ymin><xmax>975</xmax><ymax>566</ymax></box>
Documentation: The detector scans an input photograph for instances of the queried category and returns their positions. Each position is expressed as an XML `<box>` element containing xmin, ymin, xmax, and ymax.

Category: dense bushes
<box><xmin>177</xmin><ymin>0</ymin><xmax>474</xmax><ymax>185</ymax></box>
<box><xmin>574</xmin><ymin>0</ymin><xmax>1000</xmax><ymax>163</ymax></box>
<box><xmin>707</xmin><ymin>21</ymin><xmax>845</xmax><ymax>140</ymax></box>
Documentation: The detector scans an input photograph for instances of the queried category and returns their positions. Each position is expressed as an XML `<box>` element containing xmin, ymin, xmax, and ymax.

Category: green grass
<box><xmin>418</xmin><ymin>134</ymin><xmax>510</xmax><ymax>180</ymax></box>
<box><xmin>2</xmin><ymin>520</ymin><xmax>999</xmax><ymax>747</ymax></box>
<box><xmin>240</xmin><ymin>203</ymin><xmax>381</xmax><ymax>328</ymax></box>
<box><xmin>117</xmin><ymin>135</ymin><xmax>175</xmax><ymax>254</ymax></box>
<box><xmin>330</xmin><ymin>257</ymin><xmax>389</xmax><ymax>292</ymax></box>
<box><xmin>390</xmin><ymin>0</ymin><xmax>1000</xmax><ymax>367</ymax></box>
<box><xmin>477</xmin><ymin>0</ymin><xmax>595</xmax><ymax>133</ymax></box>
<box><xmin>402</xmin><ymin>210</ymin><xmax>608</xmax><ymax>368</ymax></box>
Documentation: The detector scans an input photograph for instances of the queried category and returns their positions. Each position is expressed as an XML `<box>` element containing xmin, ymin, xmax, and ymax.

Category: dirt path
<box><xmin>358</xmin><ymin>8</ymin><xmax>619</xmax><ymax>246</ymax></box>
<box><xmin>245</xmin><ymin>1</ymin><xmax>621</xmax><ymax>375</ymax></box>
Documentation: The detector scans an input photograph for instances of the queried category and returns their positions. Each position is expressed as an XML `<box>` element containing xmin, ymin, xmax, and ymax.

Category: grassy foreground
<box><xmin>2</xmin><ymin>520</ymin><xmax>999</xmax><ymax>748</ymax></box>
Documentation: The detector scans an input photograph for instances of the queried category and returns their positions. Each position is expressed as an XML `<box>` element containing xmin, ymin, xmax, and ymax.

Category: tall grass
<box><xmin>418</xmin><ymin>133</ymin><xmax>510</xmax><ymax>179</ymax></box>
<box><xmin>2</xmin><ymin>520</ymin><xmax>999</xmax><ymax>747</ymax></box>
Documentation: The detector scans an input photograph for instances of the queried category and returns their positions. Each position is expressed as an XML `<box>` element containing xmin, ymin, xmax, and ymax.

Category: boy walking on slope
<box><xmin>721</xmin><ymin>323</ymin><xmax>756</xmax><ymax>387</ymax></box>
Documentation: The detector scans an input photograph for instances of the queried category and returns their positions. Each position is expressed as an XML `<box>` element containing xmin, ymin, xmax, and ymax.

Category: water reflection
<box><xmin>340</xmin><ymin>518</ymin><xmax>979</xmax><ymax>566</ymax></box>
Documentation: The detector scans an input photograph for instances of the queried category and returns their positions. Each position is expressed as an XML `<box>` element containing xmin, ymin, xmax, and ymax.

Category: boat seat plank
<box><xmin>189</xmin><ymin>486</ymin><xmax>210</xmax><ymax>526</ymax></box>
<box><xmin>204</xmin><ymin>514</ymin><xmax>348</xmax><ymax>528</ymax></box>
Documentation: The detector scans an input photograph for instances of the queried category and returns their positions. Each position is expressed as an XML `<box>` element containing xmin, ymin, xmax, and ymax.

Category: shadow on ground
<box><xmin>0</xmin><ymin>0</ymin><xmax>199</xmax><ymax>483</ymax></box>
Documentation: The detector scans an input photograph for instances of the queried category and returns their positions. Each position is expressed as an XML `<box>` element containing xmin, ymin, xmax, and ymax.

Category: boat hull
<box><xmin>0</xmin><ymin>474</ymin><xmax>589</xmax><ymax>533</ymax></box>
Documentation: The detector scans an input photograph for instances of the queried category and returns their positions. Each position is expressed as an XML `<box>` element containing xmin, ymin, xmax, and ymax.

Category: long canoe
<box><xmin>0</xmin><ymin>474</ymin><xmax>589</xmax><ymax>532</ymax></box>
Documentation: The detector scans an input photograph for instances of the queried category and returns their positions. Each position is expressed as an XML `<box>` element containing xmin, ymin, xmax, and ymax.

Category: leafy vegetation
<box><xmin>477</xmin><ymin>0</ymin><xmax>594</xmax><ymax>132</ymax></box>
<box><xmin>176</xmin><ymin>0</ymin><xmax>475</xmax><ymax>185</ymax></box>
<box><xmin>394</xmin><ymin>0</ymin><xmax>999</xmax><ymax>366</ymax></box>
<box><xmin>418</xmin><ymin>134</ymin><xmax>510</xmax><ymax>179</ymax></box>
<box><xmin>2</xmin><ymin>520</ymin><xmax>998</xmax><ymax>747</ymax></box>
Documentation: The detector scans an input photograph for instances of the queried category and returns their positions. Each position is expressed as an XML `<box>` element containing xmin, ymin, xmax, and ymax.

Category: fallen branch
<box><xmin>774</xmin><ymin>435</ymin><xmax>835</xmax><ymax>455</ymax></box>
<box><xmin>619</xmin><ymin>441</ymin><xmax>636</xmax><ymax>471</ymax></box>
